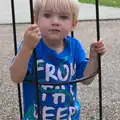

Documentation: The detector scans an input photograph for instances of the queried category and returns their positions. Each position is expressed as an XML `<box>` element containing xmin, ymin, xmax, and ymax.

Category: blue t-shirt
<box><xmin>16</xmin><ymin>36</ymin><xmax>88</xmax><ymax>120</ymax></box>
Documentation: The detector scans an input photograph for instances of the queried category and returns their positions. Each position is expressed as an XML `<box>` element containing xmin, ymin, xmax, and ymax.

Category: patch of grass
<box><xmin>79</xmin><ymin>0</ymin><xmax>120</xmax><ymax>8</ymax></box>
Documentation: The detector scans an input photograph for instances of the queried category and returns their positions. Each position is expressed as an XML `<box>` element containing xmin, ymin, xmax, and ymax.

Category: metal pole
<box><xmin>11</xmin><ymin>0</ymin><xmax>23</xmax><ymax>119</ymax></box>
<box><xmin>95</xmin><ymin>0</ymin><xmax>102</xmax><ymax>119</ymax></box>
<box><xmin>29</xmin><ymin>0</ymin><xmax>41</xmax><ymax>119</ymax></box>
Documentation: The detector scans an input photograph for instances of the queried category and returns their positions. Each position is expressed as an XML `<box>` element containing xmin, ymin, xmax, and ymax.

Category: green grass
<box><xmin>79</xmin><ymin>0</ymin><xmax>120</xmax><ymax>8</ymax></box>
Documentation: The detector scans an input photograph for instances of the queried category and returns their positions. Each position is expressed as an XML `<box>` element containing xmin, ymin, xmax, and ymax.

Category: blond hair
<box><xmin>34</xmin><ymin>0</ymin><xmax>79</xmax><ymax>24</ymax></box>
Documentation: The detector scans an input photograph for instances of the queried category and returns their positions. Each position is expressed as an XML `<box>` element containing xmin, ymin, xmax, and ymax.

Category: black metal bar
<box><xmin>24</xmin><ymin>69</ymin><xmax>98</xmax><ymax>85</ymax></box>
<box><xmin>29</xmin><ymin>0</ymin><xmax>41</xmax><ymax>119</ymax></box>
<box><xmin>95</xmin><ymin>0</ymin><xmax>102</xmax><ymax>120</ymax></box>
<box><xmin>11</xmin><ymin>0</ymin><xmax>23</xmax><ymax>119</ymax></box>
<box><xmin>71</xmin><ymin>31</ymin><xmax>74</xmax><ymax>37</ymax></box>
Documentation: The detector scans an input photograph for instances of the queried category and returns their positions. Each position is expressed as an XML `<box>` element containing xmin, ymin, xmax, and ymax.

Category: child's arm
<box><xmin>10</xmin><ymin>24</ymin><xmax>41</xmax><ymax>83</ymax></box>
<box><xmin>81</xmin><ymin>40</ymin><xmax>106</xmax><ymax>85</ymax></box>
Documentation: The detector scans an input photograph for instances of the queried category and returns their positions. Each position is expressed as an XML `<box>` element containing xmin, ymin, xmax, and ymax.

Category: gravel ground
<box><xmin>0</xmin><ymin>21</ymin><xmax>120</xmax><ymax>120</ymax></box>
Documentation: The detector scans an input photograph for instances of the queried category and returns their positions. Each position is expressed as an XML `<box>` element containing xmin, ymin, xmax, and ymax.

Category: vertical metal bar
<box><xmin>71</xmin><ymin>31</ymin><xmax>74</xmax><ymax>37</ymax></box>
<box><xmin>29</xmin><ymin>0</ymin><xmax>41</xmax><ymax>119</ymax></box>
<box><xmin>95</xmin><ymin>0</ymin><xmax>102</xmax><ymax>120</ymax></box>
<box><xmin>11</xmin><ymin>0</ymin><xmax>23</xmax><ymax>119</ymax></box>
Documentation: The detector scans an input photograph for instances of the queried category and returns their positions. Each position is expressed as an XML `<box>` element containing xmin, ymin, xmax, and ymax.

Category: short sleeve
<box><xmin>10</xmin><ymin>41</ymin><xmax>23</xmax><ymax>64</ymax></box>
<box><xmin>75</xmin><ymin>40</ymin><xmax>88</xmax><ymax>79</ymax></box>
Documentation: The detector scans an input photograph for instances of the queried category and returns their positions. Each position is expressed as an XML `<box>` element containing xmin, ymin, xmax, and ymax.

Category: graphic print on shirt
<box><xmin>24</xmin><ymin>86</ymin><xmax>77</xmax><ymax>120</ymax></box>
<box><xmin>24</xmin><ymin>58</ymin><xmax>78</xmax><ymax>120</ymax></box>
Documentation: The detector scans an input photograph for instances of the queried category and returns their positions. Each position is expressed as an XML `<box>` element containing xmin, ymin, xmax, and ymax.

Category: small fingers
<box><xmin>91</xmin><ymin>39</ymin><xmax>106</xmax><ymax>55</ymax></box>
<box><xmin>93</xmin><ymin>40</ymin><xmax>105</xmax><ymax>48</ymax></box>
<box><xmin>33</xmin><ymin>27</ymin><xmax>40</xmax><ymax>33</ymax></box>
<box><xmin>37</xmin><ymin>31</ymin><xmax>41</xmax><ymax>35</ymax></box>
<box><xmin>95</xmin><ymin>46</ymin><xmax>105</xmax><ymax>52</ymax></box>
<box><xmin>28</xmin><ymin>24</ymin><xmax>39</xmax><ymax>30</ymax></box>
<box><xmin>95</xmin><ymin>47</ymin><xmax>106</xmax><ymax>55</ymax></box>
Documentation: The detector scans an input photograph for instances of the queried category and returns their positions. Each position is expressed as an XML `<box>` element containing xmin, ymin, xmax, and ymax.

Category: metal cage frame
<box><xmin>11</xmin><ymin>0</ymin><xmax>102</xmax><ymax>119</ymax></box>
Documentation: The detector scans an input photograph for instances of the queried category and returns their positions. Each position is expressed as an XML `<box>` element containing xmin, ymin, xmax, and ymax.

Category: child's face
<box><xmin>36</xmin><ymin>8</ymin><xmax>73</xmax><ymax>41</ymax></box>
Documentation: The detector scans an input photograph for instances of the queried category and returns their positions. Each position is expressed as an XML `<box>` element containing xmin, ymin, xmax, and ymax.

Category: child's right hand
<box><xmin>23</xmin><ymin>24</ymin><xmax>41</xmax><ymax>51</ymax></box>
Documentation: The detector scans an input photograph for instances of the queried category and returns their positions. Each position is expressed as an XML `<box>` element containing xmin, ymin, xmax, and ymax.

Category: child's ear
<box><xmin>72</xmin><ymin>20</ymin><xmax>78</xmax><ymax>28</ymax></box>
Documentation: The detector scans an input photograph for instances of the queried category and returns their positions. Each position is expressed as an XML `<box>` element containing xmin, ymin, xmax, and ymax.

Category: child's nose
<box><xmin>51</xmin><ymin>16</ymin><xmax>60</xmax><ymax>26</ymax></box>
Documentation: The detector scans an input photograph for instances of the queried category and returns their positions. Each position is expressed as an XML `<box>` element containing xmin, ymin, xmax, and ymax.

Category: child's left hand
<box><xmin>90</xmin><ymin>40</ymin><xmax>106</xmax><ymax>58</ymax></box>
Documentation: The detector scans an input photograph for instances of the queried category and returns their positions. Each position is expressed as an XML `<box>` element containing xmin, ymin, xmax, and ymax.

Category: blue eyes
<box><xmin>60</xmin><ymin>16</ymin><xmax>68</xmax><ymax>20</ymax></box>
<box><xmin>44</xmin><ymin>14</ymin><xmax>51</xmax><ymax>18</ymax></box>
<box><xmin>43</xmin><ymin>14</ymin><xmax>69</xmax><ymax>20</ymax></box>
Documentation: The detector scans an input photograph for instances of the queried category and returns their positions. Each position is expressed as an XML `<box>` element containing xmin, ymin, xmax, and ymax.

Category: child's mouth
<box><xmin>50</xmin><ymin>29</ymin><xmax>60</xmax><ymax>32</ymax></box>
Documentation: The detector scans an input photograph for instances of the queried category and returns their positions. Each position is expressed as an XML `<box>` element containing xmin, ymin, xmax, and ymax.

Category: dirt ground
<box><xmin>0</xmin><ymin>21</ymin><xmax>120</xmax><ymax>120</ymax></box>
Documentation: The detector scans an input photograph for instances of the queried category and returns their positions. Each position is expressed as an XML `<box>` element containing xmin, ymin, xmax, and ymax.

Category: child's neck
<box><xmin>43</xmin><ymin>38</ymin><xmax>65</xmax><ymax>54</ymax></box>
